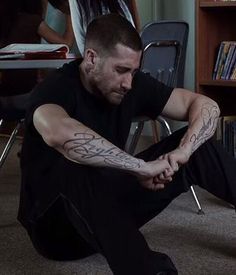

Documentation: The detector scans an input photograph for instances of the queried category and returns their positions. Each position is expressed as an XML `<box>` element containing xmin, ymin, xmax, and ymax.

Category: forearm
<box><xmin>34</xmin><ymin>104</ymin><xmax>174</xmax><ymax>188</ymax></box>
<box><xmin>44</xmin><ymin>117</ymin><xmax>149</xmax><ymax>176</ymax></box>
<box><xmin>64</xmin><ymin>123</ymin><xmax>143</xmax><ymax>170</ymax></box>
<box><xmin>38</xmin><ymin>15</ymin><xmax>74</xmax><ymax>48</ymax></box>
<box><xmin>179</xmin><ymin>96</ymin><xmax>220</xmax><ymax>155</ymax></box>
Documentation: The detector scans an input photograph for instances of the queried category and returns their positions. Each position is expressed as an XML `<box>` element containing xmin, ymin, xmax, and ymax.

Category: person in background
<box><xmin>0</xmin><ymin>0</ymin><xmax>74</xmax><ymax>50</ymax></box>
<box><xmin>39</xmin><ymin>0</ymin><xmax>75</xmax><ymax>48</ymax></box>
<box><xmin>0</xmin><ymin>0</ymin><xmax>74</xmax><ymax>96</ymax></box>
<box><xmin>38</xmin><ymin>0</ymin><xmax>77</xmax><ymax>82</ymax></box>
<box><xmin>19</xmin><ymin>14</ymin><xmax>236</xmax><ymax>275</ymax></box>
<box><xmin>68</xmin><ymin>0</ymin><xmax>137</xmax><ymax>55</ymax></box>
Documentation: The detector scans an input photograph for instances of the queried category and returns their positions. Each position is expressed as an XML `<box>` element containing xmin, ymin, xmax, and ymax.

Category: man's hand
<box><xmin>158</xmin><ymin>145</ymin><xmax>192</xmax><ymax>181</ymax></box>
<box><xmin>160</xmin><ymin>146</ymin><xmax>191</xmax><ymax>167</ymax></box>
<box><xmin>137</xmin><ymin>159</ymin><xmax>174</xmax><ymax>191</ymax></box>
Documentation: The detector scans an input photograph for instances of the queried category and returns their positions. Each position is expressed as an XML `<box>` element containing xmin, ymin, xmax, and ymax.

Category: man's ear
<box><xmin>84</xmin><ymin>48</ymin><xmax>98</xmax><ymax>68</ymax></box>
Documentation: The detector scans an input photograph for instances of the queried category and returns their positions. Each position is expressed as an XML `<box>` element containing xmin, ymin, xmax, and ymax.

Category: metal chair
<box><xmin>0</xmin><ymin>93</ymin><xmax>29</xmax><ymax>169</ymax></box>
<box><xmin>127</xmin><ymin>20</ymin><xmax>204</xmax><ymax>214</ymax></box>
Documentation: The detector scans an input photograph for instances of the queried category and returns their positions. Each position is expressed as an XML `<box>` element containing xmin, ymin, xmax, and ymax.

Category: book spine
<box><xmin>230</xmin><ymin>62</ymin><xmax>236</xmax><ymax>80</ymax></box>
<box><xmin>225</xmin><ymin>45</ymin><xmax>236</xmax><ymax>79</ymax></box>
<box><xmin>213</xmin><ymin>42</ymin><xmax>224</xmax><ymax>80</ymax></box>
<box><xmin>215</xmin><ymin>41</ymin><xmax>231</xmax><ymax>80</ymax></box>
<box><xmin>221</xmin><ymin>43</ymin><xmax>236</xmax><ymax>79</ymax></box>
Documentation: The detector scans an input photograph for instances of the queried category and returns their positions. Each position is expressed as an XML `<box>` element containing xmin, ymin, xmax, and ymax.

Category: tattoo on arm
<box><xmin>190</xmin><ymin>103</ymin><xmax>219</xmax><ymax>151</ymax></box>
<box><xmin>181</xmin><ymin>103</ymin><xmax>220</xmax><ymax>153</ymax></box>
<box><xmin>63</xmin><ymin>132</ymin><xmax>141</xmax><ymax>169</ymax></box>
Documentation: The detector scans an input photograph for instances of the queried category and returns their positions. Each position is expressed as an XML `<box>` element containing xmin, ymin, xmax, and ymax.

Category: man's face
<box><xmin>88</xmin><ymin>44</ymin><xmax>142</xmax><ymax>105</ymax></box>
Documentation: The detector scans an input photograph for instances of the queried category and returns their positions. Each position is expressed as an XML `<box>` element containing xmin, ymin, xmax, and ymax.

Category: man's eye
<box><xmin>116</xmin><ymin>68</ymin><xmax>126</xmax><ymax>74</ymax></box>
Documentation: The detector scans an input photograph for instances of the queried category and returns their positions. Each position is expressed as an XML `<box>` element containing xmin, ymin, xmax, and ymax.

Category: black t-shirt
<box><xmin>18</xmin><ymin>59</ymin><xmax>173</xmax><ymax>227</ymax></box>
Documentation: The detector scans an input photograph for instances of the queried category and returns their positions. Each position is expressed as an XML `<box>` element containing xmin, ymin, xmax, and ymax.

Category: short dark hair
<box><xmin>85</xmin><ymin>13</ymin><xmax>142</xmax><ymax>55</ymax></box>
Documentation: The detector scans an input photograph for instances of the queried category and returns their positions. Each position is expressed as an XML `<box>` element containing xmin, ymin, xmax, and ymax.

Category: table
<box><xmin>0</xmin><ymin>58</ymin><xmax>75</xmax><ymax>70</ymax></box>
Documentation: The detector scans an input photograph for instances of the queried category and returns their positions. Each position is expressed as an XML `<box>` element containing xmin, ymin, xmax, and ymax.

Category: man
<box><xmin>19</xmin><ymin>14</ymin><xmax>236</xmax><ymax>275</ymax></box>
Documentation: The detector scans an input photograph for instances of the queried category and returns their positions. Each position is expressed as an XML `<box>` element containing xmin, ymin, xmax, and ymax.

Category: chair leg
<box><xmin>190</xmin><ymin>185</ymin><xmax>205</xmax><ymax>215</ymax></box>
<box><xmin>156</xmin><ymin>116</ymin><xmax>172</xmax><ymax>136</ymax></box>
<box><xmin>151</xmin><ymin>121</ymin><xmax>159</xmax><ymax>143</ymax></box>
<box><xmin>0</xmin><ymin>121</ymin><xmax>22</xmax><ymax>169</ymax></box>
<box><xmin>127</xmin><ymin>121</ymin><xmax>145</xmax><ymax>155</ymax></box>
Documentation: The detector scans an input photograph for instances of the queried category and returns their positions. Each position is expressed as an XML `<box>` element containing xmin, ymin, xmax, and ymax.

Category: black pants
<box><xmin>28</xmin><ymin>127</ymin><xmax>236</xmax><ymax>275</ymax></box>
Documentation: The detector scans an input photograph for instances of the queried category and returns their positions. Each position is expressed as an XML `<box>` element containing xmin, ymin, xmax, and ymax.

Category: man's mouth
<box><xmin>115</xmin><ymin>89</ymin><xmax>128</xmax><ymax>96</ymax></box>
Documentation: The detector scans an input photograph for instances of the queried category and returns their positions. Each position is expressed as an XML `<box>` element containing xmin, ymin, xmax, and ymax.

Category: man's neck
<box><xmin>78</xmin><ymin>62</ymin><xmax>94</xmax><ymax>95</ymax></box>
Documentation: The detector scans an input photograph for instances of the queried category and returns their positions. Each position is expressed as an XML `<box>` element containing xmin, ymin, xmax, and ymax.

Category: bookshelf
<box><xmin>195</xmin><ymin>0</ymin><xmax>236</xmax><ymax>115</ymax></box>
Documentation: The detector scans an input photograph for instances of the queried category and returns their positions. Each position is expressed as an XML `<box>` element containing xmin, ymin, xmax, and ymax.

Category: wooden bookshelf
<box><xmin>200</xmin><ymin>1</ymin><xmax>236</xmax><ymax>7</ymax></box>
<box><xmin>196</xmin><ymin>0</ymin><xmax>236</xmax><ymax>115</ymax></box>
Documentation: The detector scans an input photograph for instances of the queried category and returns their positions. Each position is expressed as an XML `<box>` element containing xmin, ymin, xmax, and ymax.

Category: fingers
<box><xmin>141</xmin><ymin>176</ymin><xmax>169</xmax><ymax>192</ymax></box>
<box><xmin>159</xmin><ymin>153</ymin><xmax>179</xmax><ymax>172</ymax></box>
<box><xmin>152</xmin><ymin>173</ymin><xmax>172</xmax><ymax>191</ymax></box>
<box><xmin>142</xmin><ymin>157</ymin><xmax>177</xmax><ymax>192</ymax></box>
<box><xmin>168</xmin><ymin>156</ymin><xmax>179</xmax><ymax>172</ymax></box>
<box><xmin>155</xmin><ymin>166</ymin><xmax>174</xmax><ymax>182</ymax></box>
<box><xmin>151</xmin><ymin>183</ymin><xmax>165</xmax><ymax>191</ymax></box>
<box><xmin>153</xmin><ymin>158</ymin><xmax>174</xmax><ymax>184</ymax></box>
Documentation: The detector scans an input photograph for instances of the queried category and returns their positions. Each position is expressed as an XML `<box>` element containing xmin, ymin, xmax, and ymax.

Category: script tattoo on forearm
<box><xmin>189</xmin><ymin>103</ymin><xmax>220</xmax><ymax>152</ymax></box>
<box><xmin>62</xmin><ymin>132</ymin><xmax>141</xmax><ymax>169</ymax></box>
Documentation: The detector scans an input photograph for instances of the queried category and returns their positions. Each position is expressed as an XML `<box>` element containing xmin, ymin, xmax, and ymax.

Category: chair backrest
<box><xmin>140</xmin><ymin>20</ymin><xmax>189</xmax><ymax>87</ymax></box>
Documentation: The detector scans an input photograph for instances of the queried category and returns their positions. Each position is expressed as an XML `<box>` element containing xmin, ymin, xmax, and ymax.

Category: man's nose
<box><xmin>121</xmin><ymin>73</ymin><xmax>132</xmax><ymax>90</ymax></box>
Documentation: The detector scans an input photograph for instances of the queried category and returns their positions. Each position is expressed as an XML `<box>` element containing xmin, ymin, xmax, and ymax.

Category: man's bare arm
<box><xmin>179</xmin><ymin>98</ymin><xmax>220</xmax><ymax>154</ymax></box>
<box><xmin>160</xmin><ymin>88</ymin><xmax>220</xmax><ymax>169</ymax></box>
<box><xmin>33</xmin><ymin>104</ymin><xmax>173</xmax><ymax>189</ymax></box>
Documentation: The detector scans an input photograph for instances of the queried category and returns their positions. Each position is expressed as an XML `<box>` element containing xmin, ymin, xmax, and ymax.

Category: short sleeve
<box><xmin>131</xmin><ymin>71</ymin><xmax>173</xmax><ymax>119</ymax></box>
<box><xmin>25</xmin><ymin>70</ymin><xmax>76</xmax><ymax>129</ymax></box>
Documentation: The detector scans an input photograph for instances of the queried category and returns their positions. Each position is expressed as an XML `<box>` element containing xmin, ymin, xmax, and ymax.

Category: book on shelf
<box><xmin>213</xmin><ymin>42</ymin><xmax>224</xmax><ymax>80</ymax></box>
<box><xmin>213</xmin><ymin>41</ymin><xmax>236</xmax><ymax>80</ymax></box>
<box><xmin>225</xmin><ymin>44</ymin><xmax>236</xmax><ymax>79</ymax></box>
<box><xmin>221</xmin><ymin>42</ymin><xmax>236</xmax><ymax>79</ymax></box>
<box><xmin>216</xmin><ymin>116</ymin><xmax>236</xmax><ymax>158</ymax></box>
<box><xmin>230</xmin><ymin>62</ymin><xmax>236</xmax><ymax>80</ymax></box>
<box><xmin>0</xmin><ymin>43</ymin><xmax>74</xmax><ymax>60</ymax></box>
<box><xmin>214</xmin><ymin>41</ymin><xmax>231</xmax><ymax>80</ymax></box>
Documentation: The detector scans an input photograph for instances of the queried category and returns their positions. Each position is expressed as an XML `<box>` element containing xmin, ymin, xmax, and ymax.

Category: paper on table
<box><xmin>0</xmin><ymin>43</ymin><xmax>69</xmax><ymax>53</ymax></box>
<box><xmin>0</xmin><ymin>53</ymin><xmax>25</xmax><ymax>60</ymax></box>
<box><xmin>0</xmin><ymin>43</ymin><xmax>71</xmax><ymax>60</ymax></box>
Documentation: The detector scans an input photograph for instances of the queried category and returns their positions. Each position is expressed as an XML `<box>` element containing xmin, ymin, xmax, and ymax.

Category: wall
<box><xmin>136</xmin><ymin>0</ymin><xmax>160</xmax><ymax>27</ymax></box>
<box><xmin>159</xmin><ymin>0</ymin><xmax>195</xmax><ymax>91</ymax></box>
